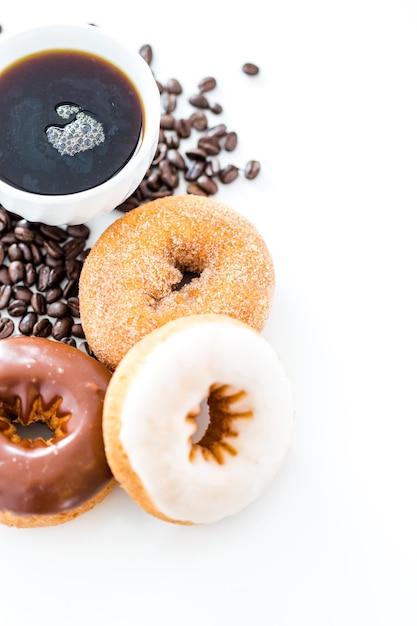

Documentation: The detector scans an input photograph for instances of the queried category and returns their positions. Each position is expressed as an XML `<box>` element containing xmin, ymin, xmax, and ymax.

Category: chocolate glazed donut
<box><xmin>0</xmin><ymin>336</ymin><xmax>115</xmax><ymax>528</ymax></box>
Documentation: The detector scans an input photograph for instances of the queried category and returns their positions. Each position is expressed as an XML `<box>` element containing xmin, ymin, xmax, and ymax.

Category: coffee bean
<box><xmin>222</xmin><ymin>131</ymin><xmax>238</xmax><ymax>151</ymax></box>
<box><xmin>186</xmin><ymin>183</ymin><xmax>208</xmax><ymax>196</ymax></box>
<box><xmin>24</xmin><ymin>263</ymin><xmax>37</xmax><ymax>287</ymax></box>
<box><xmin>244</xmin><ymin>160</ymin><xmax>261</xmax><ymax>179</ymax></box>
<box><xmin>52</xmin><ymin>316</ymin><xmax>73</xmax><ymax>340</ymax></box>
<box><xmin>71</xmin><ymin>323</ymin><xmax>85</xmax><ymax>338</ymax></box>
<box><xmin>139</xmin><ymin>44</ymin><xmax>153</xmax><ymax>65</ymax></box>
<box><xmin>47</xmin><ymin>265</ymin><xmax>66</xmax><ymax>288</ymax></box>
<box><xmin>205</xmin><ymin>157</ymin><xmax>221</xmax><ymax>177</ymax></box>
<box><xmin>198</xmin><ymin>76</ymin><xmax>217</xmax><ymax>93</ymax></box>
<box><xmin>18</xmin><ymin>242</ymin><xmax>33</xmax><ymax>262</ymax></box>
<box><xmin>13</xmin><ymin>286</ymin><xmax>32</xmax><ymax>304</ymax></box>
<box><xmin>79</xmin><ymin>341</ymin><xmax>95</xmax><ymax>357</ymax></box>
<box><xmin>63</xmin><ymin>278</ymin><xmax>78</xmax><ymax>299</ymax></box>
<box><xmin>185</xmin><ymin>148</ymin><xmax>207</xmax><ymax>161</ymax></box>
<box><xmin>196</xmin><ymin>174</ymin><xmax>219</xmax><ymax>195</ymax></box>
<box><xmin>45</xmin><ymin>286</ymin><xmax>63</xmax><ymax>303</ymax></box>
<box><xmin>1</xmin><ymin>233</ymin><xmax>16</xmax><ymax>245</ymax></box>
<box><xmin>163</xmin><ymin>92</ymin><xmax>177</xmax><ymax>113</ymax></box>
<box><xmin>40</xmin><ymin>224</ymin><xmax>68</xmax><ymax>242</ymax></box>
<box><xmin>184</xmin><ymin>160</ymin><xmax>206</xmax><ymax>182</ymax></box>
<box><xmin>166</xmin><ymin>78</ymin><xmax>182</xmax><ymax>95</ymax></box>
<box><xmin>63</xmin><ymin>237</ymin><xmax>86</xmax><ymax>259</ymax></box>
<box><xmin>166</xmin><ymin>149</ymin><xmax>186</xmax><ymax>170</ymax></box>
<box><xmin>65</xmin><ymin>257</ymin><xmax>82</xmax><ymax>280</ymax></box>
<box><xmin>206</xmin><ymin>123</ymin><xmax>227</xmax><ymax>138</ymax></box>
<box><xmin>189</xmin><ymin>93</ymin><xmax>209</xmax><ymax>109</ymax></box>
<box><xmin>14</xmin><ymin>222</ymin><xmax>35</xmax><ymax>243</ymax></box>
<box><xmin>66</xmin><ymin>224</ymin><xmax>90</xmax><ymax>239</ymax></box>
<box><xmin>8</xmin><ymin>260</ymin><xmax>25</xmax><ymax>283</ymax></box>
<box><xmin>0</xmin><ymin>266</ymin><xmax>11</xmax><ymax>285</ymax></box>
<box><xmin>189</xmin><ymin>111</ymin><xmax>208</xmax><ymax>131</ymax></box>
<box><xmin>37</xmin><ymin>265</ymin><xmax>50</xmax><ymax>291</ymax></box>
<box><xmin>60</xmin><ymin>337</ymin><xmax>77</xmax><ymax>347</ymax></box>
<box><xmin>8</xmin><ymin>243</ymin><xmax>23</xmax><ymax>261</ymax></box>
<box><xmin>0</xmin><ymin>208</ymin><xmax>11</xmax><ymax>233</ymax></box>
<box><xmin>67</xmin><ymin>297</ymin><xmax>80</xmax><ymax>317</ymax></box>
<box><xmin>220</xmin><ymin>164</ymin><xmax>239</xmax><ymax>184</ymax></box>
<box><xmin>31</xmin><ymin>292</ymin><xmax>46</xmax><ymax>314</ymax></box>
<box><xmin>47</xmin><ymin>301</ymin><xmax>68</xmax><ymax>318</ymax></box>
<box><xmin>175</xmin><ymin>118</ymin><xmax>192</xmax><ymax>139</ymax></box>
<box><xmin>19</xmin><ymin>312</ymin><xmax>37</xmax><ymax>335</ymax></box>
<box><xmin>8</xmin><ymin>299</ymin><xmax>27</xmax><ymax>317</ymax></box>
<box><xmin>33</xmin><ymin>318</ymin><xmax>52</xmax><ymax>338</ymax></box>
<box><xmin>0</xmin><ymin>285</ymin><xmax>12</xmax><ymax>309</ymax></box>
<box><xmin>0</xmin><ymin>317</ymin><xmax>14</xmax><ymax>339</ymax></box>
<box><xmin>30</xmin><ymin>243</ymin><xmax>43</xmax><ymax>265</ymax></box>
<box><xmin>242</xmin><ymin>62</ymin><xmax>260</xmax><ymax>75</ymax></box>
<box><xmin>209</xmin><ymin>103</ymin><xmax>223</xmax><ymax>114</ymax></box>
<box><xmin>160</xmin><ymin>114</ymin><xmax>176</xmax><ymax>130</ymax></box>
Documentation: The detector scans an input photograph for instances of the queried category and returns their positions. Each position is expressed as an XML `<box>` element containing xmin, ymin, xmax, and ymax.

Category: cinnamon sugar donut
<box><xmin>0</xmin><ymin>336</ymin><xmax>115</xmax><ymax>528</ymax></box>
<box><xmin>103</xmin><ymin>314</ymin><xmax>293</xmax><ymax>525</ymax></box>
<box><xmin>79</xmin><ymin>195</ymin><xmax>275</xmax><ymax>371</ymax></box>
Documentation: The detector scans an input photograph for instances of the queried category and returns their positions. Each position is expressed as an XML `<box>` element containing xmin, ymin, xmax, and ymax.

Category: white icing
<box><xmin>119</xmin><ymin>317</ymin><xmax>294</xmax><ymax>524</ymax></box>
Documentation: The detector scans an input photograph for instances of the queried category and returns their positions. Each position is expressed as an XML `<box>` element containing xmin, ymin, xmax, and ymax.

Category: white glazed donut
<box><xmin>103</xmin><ymin>314</ymin><xmax>294</xmax><ymax>525</ymax></box>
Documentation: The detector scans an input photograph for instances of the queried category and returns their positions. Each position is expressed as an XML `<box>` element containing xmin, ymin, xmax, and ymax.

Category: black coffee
<box><xmin>0</xmin><ymin>49</ymin><xmax>143</xmax><ymax>195</ymax></box>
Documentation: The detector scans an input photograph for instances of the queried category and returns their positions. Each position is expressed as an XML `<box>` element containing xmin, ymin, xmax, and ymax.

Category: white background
<box><xmin>1</xmin><ymin>1</ymin><xmax>417</xmax><ymax>624</ymax></box>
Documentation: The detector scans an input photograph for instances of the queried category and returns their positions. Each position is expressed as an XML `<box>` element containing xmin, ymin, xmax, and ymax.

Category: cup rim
<box><xmin>0</xmin><ymin>23</ymin><xmax>161</xmax><ymax>206</ymax></box>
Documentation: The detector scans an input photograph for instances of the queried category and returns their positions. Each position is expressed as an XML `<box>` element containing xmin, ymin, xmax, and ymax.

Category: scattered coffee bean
<box><xmin>8</xmin><ymin>259</ymin><xmax>25</xmax><ymax>283</ymax></box>
<box><xmin>220</xmin><ymin>164</ymin><xmax>239</xmax><ymax>184</ymax></box>
<box><xmin>52</xmin><ymin>316</ymin><xmax>73</xmax><ymax>340</ymax></box>
<box><xmin>0</xmin><ymin>317</ymin><xmax>14</xmax><ymax>339</ymax></box>
<box><xmin>13</xmin><ymin>286</ymin><xmax>32</xmax><ymax>303</ymax></box>
<box><xmin>189</xmin><ymin>93</ymin><xmax>210</xmax><ymax>109</ymax></box>
<box><xmin>222</xmin><ymin>131</ymin><xmax>238</xmax><ymax>152</ymax></box>
<box><xmin>7</xmin><ymin>299</ymin><xmax>27</xmax><ymax>317</ymax></box>
<box><xmin>209</xmin><ymin>102</ymin><xmax>223</xmax><ymax>115</ymax></box>
<box><xmin>139</xmin><ymin>43</ymin><xmax>153</xmax><ymax>65</ymax></box>
<box><xmin>19</xmin><ymin>312</ymin><xmax>38</xmax><ymax>335</ymax></box>
<box><xmin>0</xmin><ymin>285</ymin><xmax>12</xmax><ymax>309</ymax></box>
<box><xmin>31</xmin><ymin>292</ymin><xmax>46</xmax><ymax>314</ymax></box>
<box><xmin>61</xmin><ymin>337</ymin><xmax>77</xmax><ymax>347</ymax></box>
<box><xmin>33</xmin><ymin>318</ymin><xmax>52</xmax><ymax>338</ymax></box>
<box><xmin>242</xmin><ymin>62</ymin><xmax>260</xmax><ymax>76</ymax></box>
<box><xmin>244</xmin><ymin>159</ymin><xmax>261</xmax><ymax>180</ymax></box>
<box><xmin>47</xmin><ymin>301</ymin><xmax>68</xmax><ymax>318</ymax></box>
<box><xmin>195</xmin><ymin>174</ymin><xmax>219</xmax><ymax>195</ymax></box>
<box><xmin>166</xmin><ymin>78</ymin><xmax>182</xmax><ymax>95</ymax></box>
<box><xmin>198</xmin><ymin>76</ymin><xmax>217</xmax><ymax>92</ymax></box>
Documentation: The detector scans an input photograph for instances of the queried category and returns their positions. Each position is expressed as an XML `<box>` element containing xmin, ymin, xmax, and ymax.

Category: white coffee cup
<box><xmin>0</xmin><ymin>24</ymin><xmax>160</xmax><ymax>225</ymax></box>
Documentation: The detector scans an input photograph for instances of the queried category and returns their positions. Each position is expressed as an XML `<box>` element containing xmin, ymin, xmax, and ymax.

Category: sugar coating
<box><xmin>79</xmin><ymin>195</ymin><xmax>275</xmax><ymax>371</ymax></box>
<box><xmin>103</xmin><ymin>314</ymin><xmax>294</xmax><ymax>524</ymax></box>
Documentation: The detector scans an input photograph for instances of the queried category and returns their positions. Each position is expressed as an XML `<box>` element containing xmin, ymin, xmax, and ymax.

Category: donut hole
<box><xmin>172</xmin><ymin>268</ymin><xmax>201</xmax><ymax>291</ymax></box>
<box><xmin>0</xmin><ymin>396</ymin><xmax>70</xmax><ymax>446</ymax></box>
<box><xmin>191</xmin><ymin>397</ymin><xmax>210</xmax><ymax>444</ymax></box>
<box><xmin>189</xmin><ymin>384</ymin><xmax>253</xmax><ymax>464</ymax></box>
<box><xmin>13</xmin><ymin>420</ymin><xmax>55</xmax><ymax>440</ymax></box>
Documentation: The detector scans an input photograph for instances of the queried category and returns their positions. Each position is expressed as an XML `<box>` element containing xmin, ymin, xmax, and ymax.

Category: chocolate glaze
<box><xmin>0</xmin><ymin>336</ymin><xmax>113</xmax><ymax>517</ymax></box>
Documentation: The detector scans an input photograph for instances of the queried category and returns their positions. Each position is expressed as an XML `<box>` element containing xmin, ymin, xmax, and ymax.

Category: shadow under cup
<box><xmin>0</xmin><ymin>24</ymin><xmax>161</xmax><ymax>226</ymax></box>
